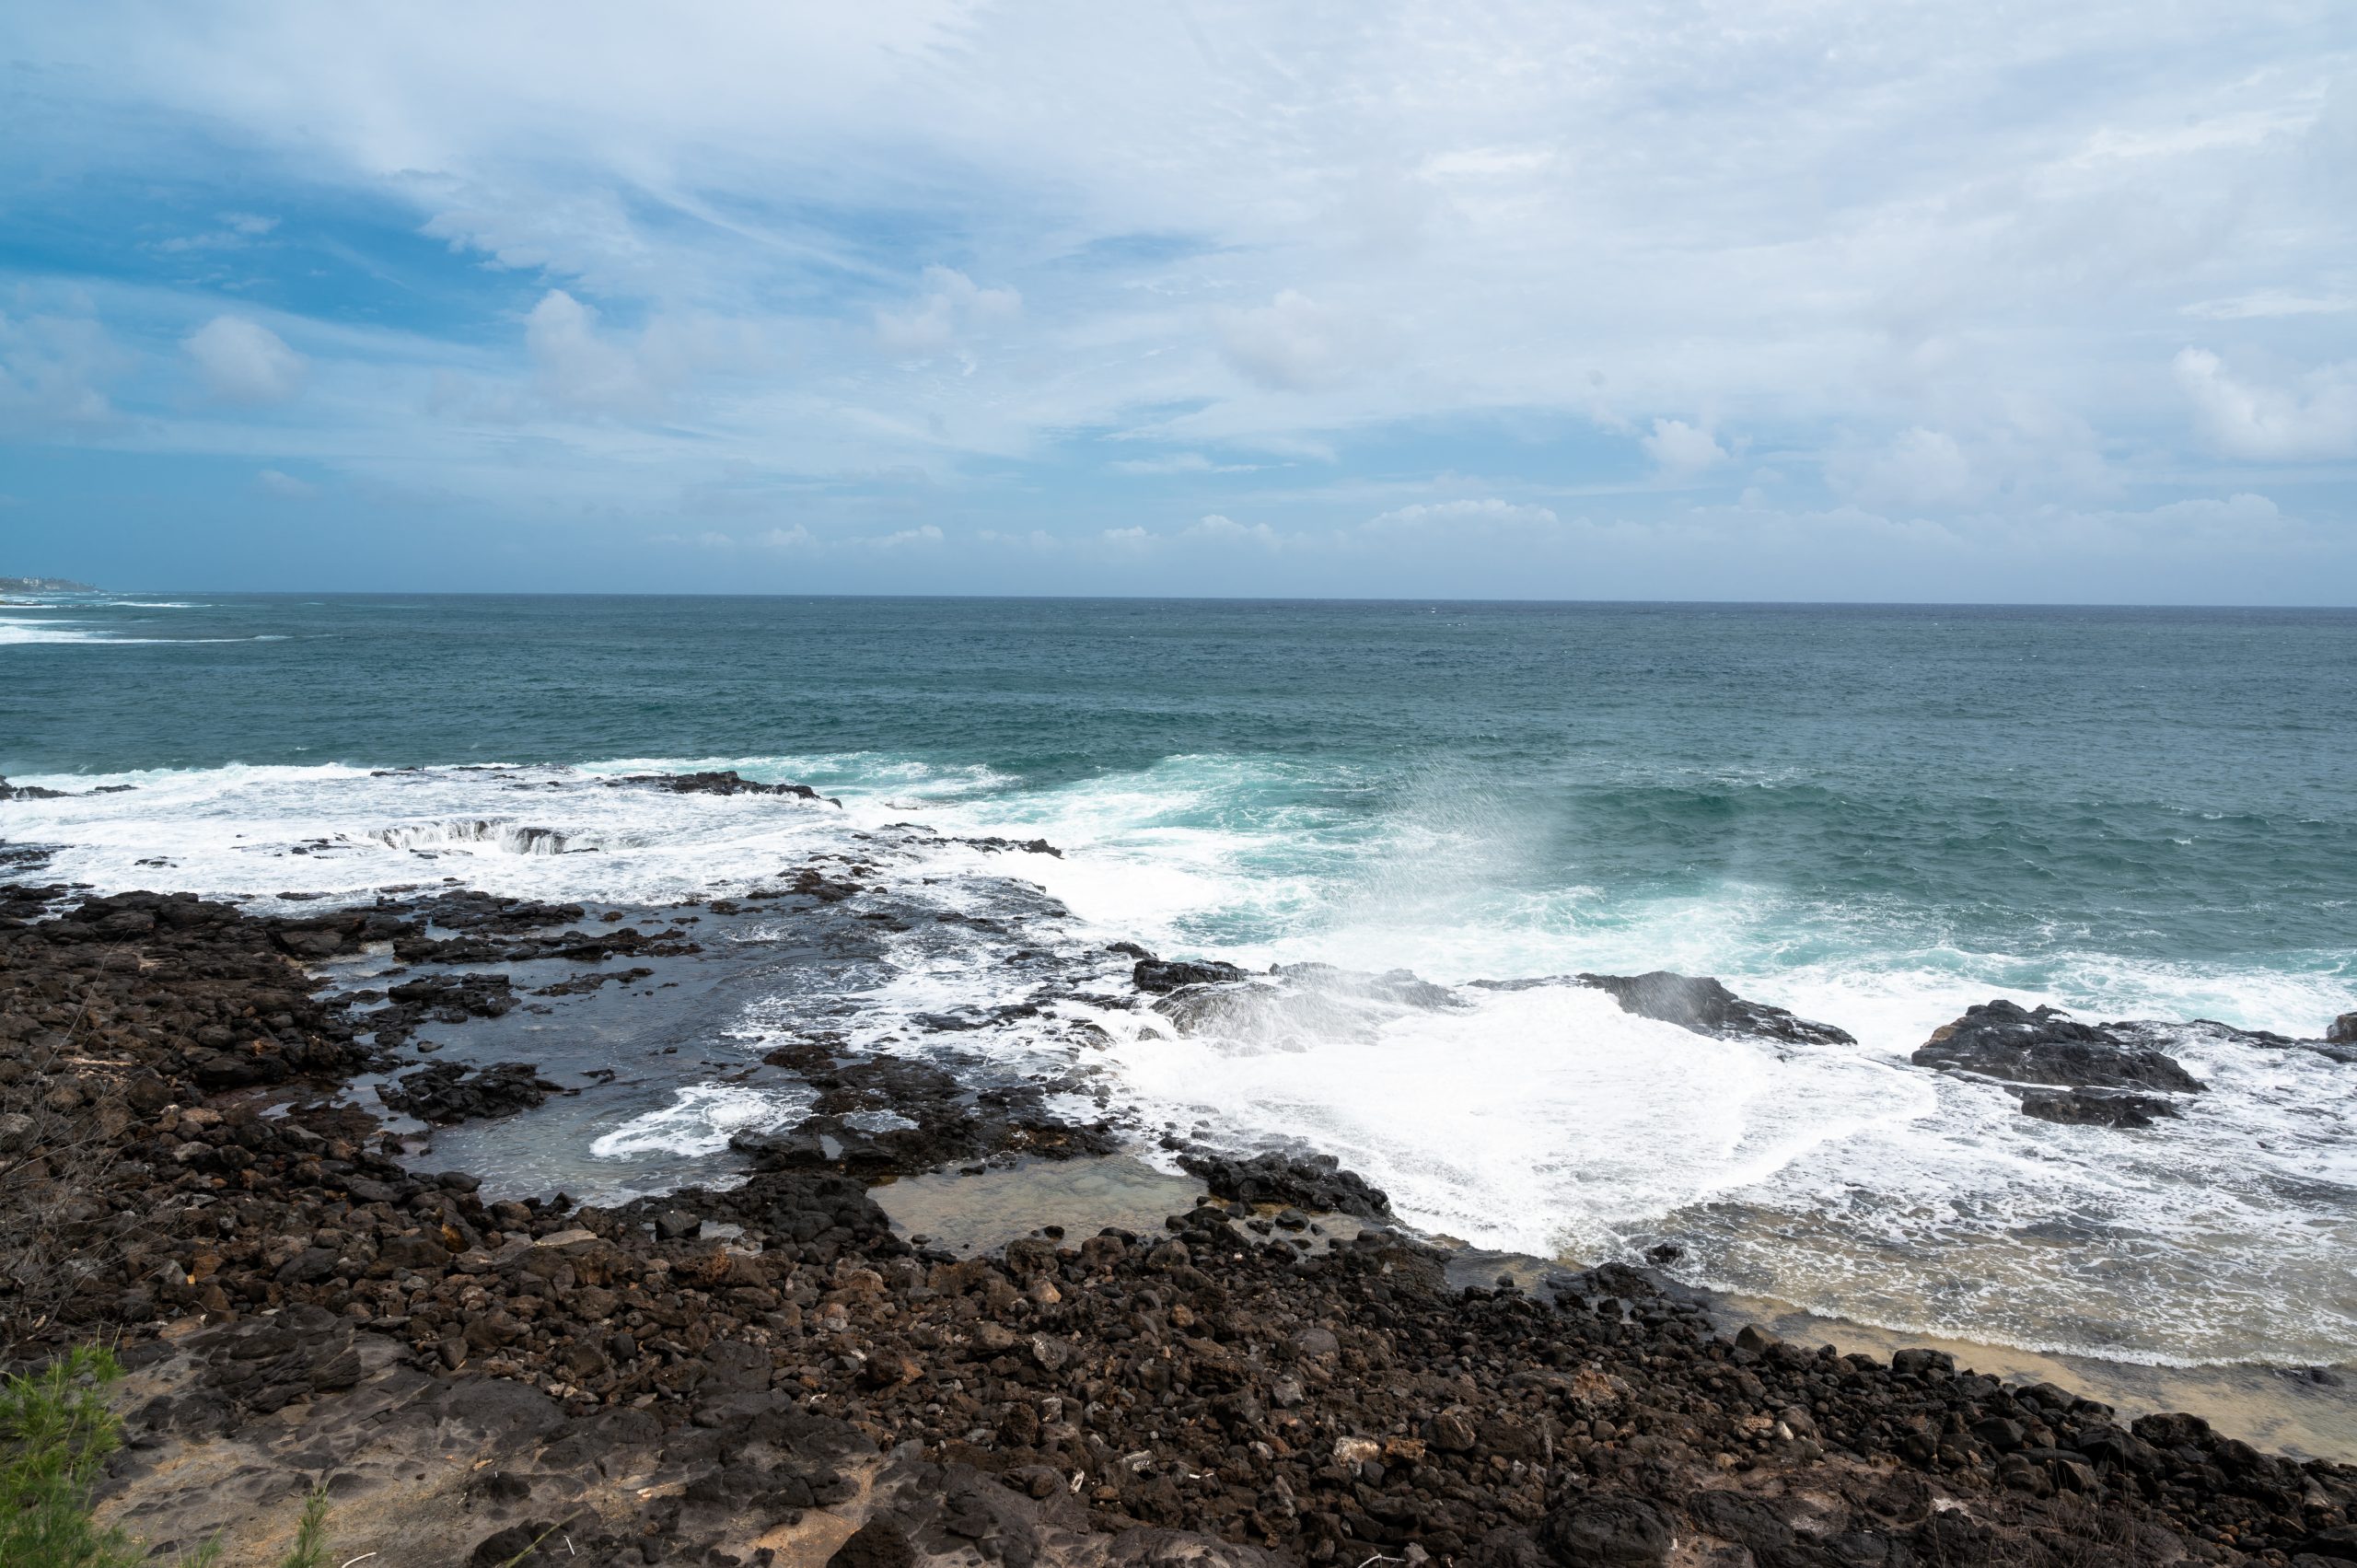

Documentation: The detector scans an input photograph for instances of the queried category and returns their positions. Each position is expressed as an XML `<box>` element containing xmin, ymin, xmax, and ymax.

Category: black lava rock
<box><xmin>1538</xmin><ymin>1493</ymin><xmax>1675</xmax><ymax>1566</ymax></box>
<box><xmin>1913</xmin><ymin>1001</ymin><xmax>2204</xmax><ymax>1093</ymax></box>
<box><xmin>1178</xmin><ymin>1149</ymin><xmax>1392</xmax><ymax>1219</ymax></box>
<box><xmin>2017</xmin><ymin>1086</ymin><xmax>2177</xmax><ymax>1128</ymax></box>
<box><xmin>377</xmin><ymin>1062</ymin><xmax>563</xmax><ymax>1123</ymax></box>
<box><xmin>1574</xmin><ymin>970</ymin><xmax>1856</xmax><ymax>1045</ymax></box>
<box><xmin>610</xmin><ymin>769</ymin><xmax>828</xmax><ymax>801</ymax></box>
<box><xmin>1134</xmin><ymin>958</ymin><xmax>1249</xmax><ymax>993</ymax></box>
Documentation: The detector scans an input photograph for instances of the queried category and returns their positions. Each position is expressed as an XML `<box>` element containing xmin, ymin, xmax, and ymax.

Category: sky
<box><xmin>2</xmin><ymin>2</ymin><xmax>2353</xmax><ymax>601</ymax></box>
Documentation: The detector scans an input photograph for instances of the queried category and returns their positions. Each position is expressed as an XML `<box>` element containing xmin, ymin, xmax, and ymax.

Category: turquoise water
<box><xmin>10</xmin><ymin>594</ymin><xmax>2356</xmax><ymax>997</ymax></box>
<box><xmin>6</xmin><ymin>592</ymin><xmax>2356</xmax><ymax>1365</ymax></box>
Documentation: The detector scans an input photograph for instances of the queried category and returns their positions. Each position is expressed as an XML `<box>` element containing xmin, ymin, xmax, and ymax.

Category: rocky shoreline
<box><xmin>3</xmin><ymin>877</ymin><xmax>2356</xmax><ymax>1566</ymax></box>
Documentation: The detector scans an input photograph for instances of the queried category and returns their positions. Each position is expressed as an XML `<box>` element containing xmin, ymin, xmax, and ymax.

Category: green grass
<box><xmin>1</xmin><ymin>1344</ymin><xmax>328</xmax><ymax>1568</ymax></box>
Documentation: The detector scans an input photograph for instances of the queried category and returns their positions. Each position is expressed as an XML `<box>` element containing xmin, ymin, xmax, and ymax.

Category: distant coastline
<box><xmin>0</xmin><ymin>575</ymin><xmax>95</xmax><ymax>593</ymax></box>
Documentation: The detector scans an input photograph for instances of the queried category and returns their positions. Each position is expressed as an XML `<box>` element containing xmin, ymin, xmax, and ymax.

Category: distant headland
<box><xmin>0</xmin><ymin>575</ymin><xmax>95</xmax><ymax>593</ymax></box>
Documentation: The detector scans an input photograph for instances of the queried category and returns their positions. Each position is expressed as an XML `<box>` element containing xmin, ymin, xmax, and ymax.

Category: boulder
<box><xmin>1134</xmin><ymin>958</ymin><xmax>1248</xmax><ymax>994</ymax></box>
<box><xmin>1538</xmin><ymin>1493</ymin><xmax>1675</xmax><ymax>1566</ymax></box>
<box><xmin>1575</xmin><ymin>971</ymin><xmax>1854</xmax><ymax>1045</ymax></box>
<box><xmin>1913</xmin><ymin>1001</ymin><xmax>2203</xmax><ymax>1093</ymax></box>
<box><xmin>1178</xmin><ymin>1149</ymin><xmax>1391</xmax><ymax>1219</ymax></box>
<box><xmin>2017</xmin><ymin>1087</ymin><xmax>2177</xmax><ymax>1129</ymax></box>
<box><xmin>376</xmin><ymin>1061</ymin><xmax>563</xmax><ymax>1123</ymax></box>
<box><xmin>1470</xmin><ymin>970</ymin><xmax>1853</xmax><ymax>1044</ymax></box>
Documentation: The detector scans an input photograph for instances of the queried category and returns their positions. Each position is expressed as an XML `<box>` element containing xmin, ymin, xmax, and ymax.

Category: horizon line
<box><xmin>9</xmin><ymin>587</ymin><xmax>2357</xmax><ymax>613</ymax></box>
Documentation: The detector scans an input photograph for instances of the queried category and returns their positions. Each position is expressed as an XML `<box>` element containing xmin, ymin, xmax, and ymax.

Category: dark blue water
<box><xmin>7</xmin><ymin>595</ymin><xmax>2355</xmax><ymax>993</ymax></box>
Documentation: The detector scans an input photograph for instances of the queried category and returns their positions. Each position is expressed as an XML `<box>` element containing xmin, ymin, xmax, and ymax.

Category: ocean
<box><xmin>5</xmin><ymin>591</ymin><xmax>2354</xmax><ymax>1372</ymax></box>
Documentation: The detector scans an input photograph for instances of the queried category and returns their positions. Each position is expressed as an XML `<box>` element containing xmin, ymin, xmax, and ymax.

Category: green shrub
<box><xmin>0</xmin><ymin>1345</ymin><xmax>319</xmax><ymax>1567</ymax></box>
<box><xmin>277</xmin><ymin>1486</ymin><xmax>331</xmax><ymax>1568</ymax></box>
<box><xmin>0</xmin><ymin>1343</ymin><xmax>142</xmax><ymax>1568</ymax></box>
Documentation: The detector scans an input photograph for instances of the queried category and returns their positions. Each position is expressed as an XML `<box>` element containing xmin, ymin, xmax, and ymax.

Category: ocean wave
<box><xmin>589</xmin><ymin>1083</ymin><xmax>816</xmax><ymax>1159</ymax></box>
<box><xmin>12</xmin><ymin>750</ymin><xmax>2357</xmax><ymax>1367</ymax></box>
<box><xmin>0</xmin><ymin>616</ymin><xmax>289</xmax><ymax>647</ymax></box>
<box><xmin>0</xmin><ymin>617</ymin><xmax>102</xmax><ymax>645</ymax></box>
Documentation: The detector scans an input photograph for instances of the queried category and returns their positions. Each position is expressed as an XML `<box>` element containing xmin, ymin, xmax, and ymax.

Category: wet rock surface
<box><xmin>377</xmin><ymin>1061</ymin><xmax>567</xmax><ymax>1124</ymax></box>
<box><xmin>1468</xmin><ymin>971</ymin><xmax>1855</xmax><ymax>1046</ymax></box>
<box><xmin>1</xmin><ymin>774</ymin><xmax>73</xmax><ymax>800</ymax></box>
<box><xmin>607</xmin><ymin>769</ymin><xmax>836</xmax><ymax>803</ymax></box>
<box><xmin>744</xmin><ymin>1042</ymin><xmax>1120</xmax><ymax>1178</ymax></box>
<box><xmin>1149</xmin><ymin>962</ymin><xmax>1468</xmax><ymax>1043</ymax></box>
<box><xmin>3</xmin><ymin>885</ymin><xmax>2353</xmax><ymax>1566</ymax></box>
<box><xmin>1178</xmin><ymin>1149</ymin><xmax>1394</xmax><ymax>1220</ymax></box>
<box><xmin>2016</xmin><ymin>1086</ymin><xmax>2178</xmax><ymax>1128</ymax></box>
<box><xmin>957</xmin><ymin>835</ymin><xmax>1064</xmax><ymax>857</ymax></box>
<box><xmin>1572</xmin><ymin>971</ymin><xmax>1855</xmax><ymax>1046</ymax></box>
<box><xmin>1132</xmin><ymin>956</ymin><xmax>1251</xmax><ymax>994</ymax></box>
<box><xmin>1915</xmin><ymin>1001</ymin><xmax>2206</xmax><ymax>1094</ymax></box>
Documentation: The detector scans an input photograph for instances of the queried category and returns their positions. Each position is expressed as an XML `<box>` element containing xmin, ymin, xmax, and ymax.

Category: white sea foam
<box><xmin>0</xmin><ymin>616</ymin><xmax>104</xmax><ymax>645</ymax></box>
<box><xmin>0</xmin><ymin>614</ymin><xmax>285</xmax><ymax>647</ymax></box>
<box><xmin>589</xmin><ymin>1082</ymin><xmax>817</xmax><ymax>1159</ymax></box>
<box><xmin>14</xmin><ymin>752</ymin><xmax>2357</xmax><ymax>1366</ymax></box>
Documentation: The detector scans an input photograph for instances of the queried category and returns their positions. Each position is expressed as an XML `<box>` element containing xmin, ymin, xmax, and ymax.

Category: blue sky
<box><xmin>3</xmin><ymin>2</ymin><xmax>2353</xmax><ymax>600</ymax></box>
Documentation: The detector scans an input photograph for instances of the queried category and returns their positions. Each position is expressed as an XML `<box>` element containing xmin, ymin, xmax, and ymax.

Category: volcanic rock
<box><xmin>2017</xmin><ymin>1087</ymin><xmax>2177</xmax><ymax>1128</ymax></box>
<box><xmin>1573</xmin><ymin>970</ymin><xmax>1855</xmax><ymax>1045</ymax></box>
<box><xmin>376</xmin><ymin>1061</ymin><xmax>563</xmax><ymax>1123</ymax></box>
<box><xmin>1178</xmin><ymin>1149</ymin><xmax>1392</xmax><ymax>1219</ymax></box>
<box><xmin>610</xmin><ymin>769</ymin><xmax>830</xmax><ymax>801</ymax></box>
<box><xmin>1132</xmin><ymin>957</ymin><xmax>1249</xmax><ymax>993</ymax></box>
<box><xmin>1914</xmin><ymin>1001</ymin><xmax>2204</xmax><ymax>1093</ymax></box>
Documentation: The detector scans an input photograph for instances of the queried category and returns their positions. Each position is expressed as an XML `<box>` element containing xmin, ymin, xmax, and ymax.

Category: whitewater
<box><xmin>5</xmin><ymin>749</ymin><xmax>2352</xmax><ymax>1373</ymax></box>
<box><xmin>5</xmin><ymin>590</ymin><xmax>2353</xmax><ymax>1374</ymax></box>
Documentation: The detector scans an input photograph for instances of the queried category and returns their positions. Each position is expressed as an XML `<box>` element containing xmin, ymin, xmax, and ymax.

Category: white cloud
<box><xmin>0</xmin><ymin>309</ymin><xmax>127</xmax><ymax>428</ymax></box>
<box><xmin>2180</xmin><ymin>290</ymin><xmax>2355</xmax><ymax>321</ymax></box>
<box><xmin>1827</xmin><ymin>427</ymin><xmax>1983</xmax><ymax>512</ymax></box>
<box><xmin>521</xmin><ymin>289</ymin><xmax>771</xmax><ymax>416</ymax></box>
<box><xmin>1186</xmin><ymin>513</ymin><xmax>1280</xmax><ymax>547</ymax></box>
<box><xmin>865</xmin><ymin>524</ymin><xmax>944</xmax><ymax>549</ymax></box>
<box><xmin>1110</xmin><ymin>452</ymin><xmax>1213</xmax><ymax>474</ymax></box>
<box><xmin>977</xmin><ymin>528</ymin><xmax>1060</xmax><ymax>551</ymax></box>
<box><xmin>1213</xmin><ymin>291</ymin><xmax>1383</xmax><ymax>393</ymax></box>
<box><xmin>255</xmin><ymin>468</ymin><xmax>315</xmax><ymax>498</ymax></box>
<box><xmin>756</xmin><ymin>525</ymin><xmax>817</xmax><ymax>550</ymax></box>
<box><xmin>877</xmin><ymin>268</ymin><xmax>1020</xmax><ymax>354</ymax></box>
<box><xmin>1640</xmin><ymin>418</ymin><xmax>1726</xmax><ymax>478</ymax></box>
<box><xmin>1365</xmin><ymin>498</ymin><xmax>1560</xmax><ymax>533</ymax></box>
<box><xmin>1108</xmin><ymin>452</ymin><xmax>1265</xmax><ymax>476</ymax></box>
<box><xmin>2174</xmin><ymin>348</ymin><xmax>2357</xmax><ymax>460</ymax></box>
<box><xmin>182</xmin><ymin>316</ymin><xmax>305</xmax><ymax>404</ymax></box>
<box><xmin>2144</xmin><ymin>492</ymin><xmax>2283</xmax><ymax>535</ymax></box>
<box><xmin>8</xmin><ymin>3</ymin><xmax>2357</xmax><ymax>594</ymax></box>
<box><xmin>525</xmin><ymin>290</ymin><xmax>650</xmax><ymax>413</ymax></box>
<box><xmin>157</xmin><ymin>212</ymin><xmax>280</xmax><ymax>252</ymax></box>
